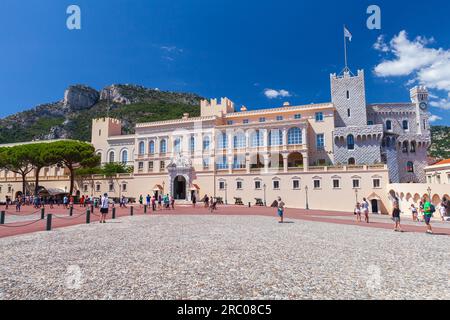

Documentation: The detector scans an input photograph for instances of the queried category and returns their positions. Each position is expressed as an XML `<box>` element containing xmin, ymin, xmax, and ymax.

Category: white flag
<box><xmin>344</xmin><ymin>27</ymin><xmax>352</xmax><ymax>42</ymax></box>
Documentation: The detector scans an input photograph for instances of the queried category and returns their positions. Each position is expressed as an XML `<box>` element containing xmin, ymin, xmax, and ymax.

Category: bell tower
<box><xmin>410</xmin><ymin>86</ymin><xmax>429</xmax><ymax>135</ymax></box>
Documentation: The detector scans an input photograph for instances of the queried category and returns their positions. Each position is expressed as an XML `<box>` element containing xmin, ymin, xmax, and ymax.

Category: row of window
<box><xmin>218</xmin><ymin>178</ymin><xmax>381</xmax><ymax>191</ymax></box>
<box><xmin>83</xmin><ymin>183</ymin><xmax>127</xmax><ymax>193</ymax></box>
<box><xmin>226</xmin><ymin>112</ymin><xmax>324</xmax><ymax>125</ymax></box>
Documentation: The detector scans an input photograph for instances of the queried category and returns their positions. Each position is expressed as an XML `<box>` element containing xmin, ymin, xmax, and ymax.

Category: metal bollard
<box><xmin>86</xmin><ymin>209</ymin><xmax>91</xmax><ymax>224</ymax></box>
<box><xmin>91</xmin><ymin>205</ymin><xmax>94</xmax><ymax>213</ymax></box>
<box><xmin>46</xmin><ymin>214</ymin><xmax>52</xmax><ymax>231</ymax></box>
<box><xmin>69</xmin><ymin>207</ymin><xmax>73</xmax><ymax>217</ymax></box>
<box><xmin>0</xmin><ymin>211</ymin><xmax>5</xmax><ymax>225</ymax></box>
<box><xmin>144</xmin><ymin>205</ymin><xmax>147</xmax><ymax>214</ymax></box>
<box><xmin>130</xmin><ymin>206</ymin><xmax>134</xmax><ymax>216</ymax></box>
<box><xmin>112</xmin><ymin>207</ymin><xmax>116</xmax><ymax>219</ymax></box>
<box><xmin>248</xmin><ymin>202</ymin><xmax>251</xmax><ymax>208</ymax></box>
<box><xmin>41</xmin><ymin>208</ymin><xmax>45</xmax><ymax>220</ymax></box>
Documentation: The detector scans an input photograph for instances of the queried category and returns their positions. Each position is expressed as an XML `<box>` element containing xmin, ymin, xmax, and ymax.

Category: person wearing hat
<box><xmin>277</xmin><ymin>197</ymin><xmax>285</xmax><ymax>223</ymax></box>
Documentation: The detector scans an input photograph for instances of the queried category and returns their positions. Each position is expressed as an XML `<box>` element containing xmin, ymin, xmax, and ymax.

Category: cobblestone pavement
<box><xmin>0</xmin><ymin>215</ymin><xmax>448</xmax><ymax>300</ymax></box>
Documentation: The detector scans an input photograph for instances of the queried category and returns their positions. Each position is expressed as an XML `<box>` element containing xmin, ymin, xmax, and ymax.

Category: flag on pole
<box><xmin>344</xmin><ymin>26</ymin><xmax>352</xmax><ymax>42</ymax></box>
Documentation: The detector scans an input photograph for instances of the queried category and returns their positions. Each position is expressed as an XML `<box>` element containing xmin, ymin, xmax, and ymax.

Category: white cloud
<box><xmin>160</xmin><ymin>46</ymin><xmax>183</xmax><ymax>53</ymax></box>
<box><xmin>373</xmin><ymin>31</ymin><xmax>450</xmax><ymax>111</ymax></box>
<box><xmin>264</xmin><ymin>89</ymin><xmax>291</xmax><ymax>99</ymax></box>
<box><xmin>429</xmin><ymin>95</ymin><xmax>450</xmax><ymax>110</ymax></box>
<box><xmin>429</xmin><ymin>114</ymin><xmax>443</xmax><ymax>123</ymax></box>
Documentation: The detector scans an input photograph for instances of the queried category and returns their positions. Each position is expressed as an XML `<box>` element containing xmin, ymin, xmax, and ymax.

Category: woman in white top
<box><xmin>439</xmin><ymin>203</ymin><xmax>447</xmax><ymax>222</ymax></box>
<box><xmin>100</xmin><ymin>193</ymin><xmax>109</xmax><ymax>224</ymax></box>
<box><xmin>354</xmin><ymin>203</ymin><xmax>362</xmax><ymax>223</ymax></box>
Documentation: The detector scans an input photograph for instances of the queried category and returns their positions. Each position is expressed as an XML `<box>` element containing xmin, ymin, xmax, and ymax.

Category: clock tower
<box><xmin>410</xmin><ymin>86</ymin><xmax>429</xmax><ymax>135</ymax></box>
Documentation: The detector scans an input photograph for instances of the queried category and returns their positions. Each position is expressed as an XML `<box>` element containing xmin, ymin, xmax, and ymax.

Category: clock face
<box><xmin>419</xmin><ymin>102</ymin><xmax>427</xmax><ymax>110</ymax></box>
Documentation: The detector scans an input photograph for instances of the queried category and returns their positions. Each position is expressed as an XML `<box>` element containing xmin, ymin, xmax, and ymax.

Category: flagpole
<box><xmin>343</xmin><ymin>25</ymin><xmax>348</xmax><ymax>70</ymax></box>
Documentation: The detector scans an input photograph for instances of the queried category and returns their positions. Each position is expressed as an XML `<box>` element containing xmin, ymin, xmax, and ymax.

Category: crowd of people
<box><xmin>354</xmin><ymin>196</ymin><xmax>449</xmax><ymax>234</ymax></box>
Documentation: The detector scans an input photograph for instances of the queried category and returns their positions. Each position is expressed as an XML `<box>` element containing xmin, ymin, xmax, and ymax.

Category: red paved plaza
<box><xmin>1</xmin><ymin>203</ymin><xmax>449</xmax><ymax>239</ymax></box>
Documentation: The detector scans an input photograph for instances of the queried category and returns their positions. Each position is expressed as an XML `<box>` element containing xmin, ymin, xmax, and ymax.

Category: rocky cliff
<box><xmin>0</xmin><ymin>84</ymin><xmax>203</xmax><ymax>143</ymax></box>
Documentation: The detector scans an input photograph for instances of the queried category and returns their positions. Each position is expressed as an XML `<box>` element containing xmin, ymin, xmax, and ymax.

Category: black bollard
<box><xmin>130</xmin><ymin>206</ymin><xmax>134</xmax><ymax>216</ymax></box>
<box><xmin>69</xmin><ymin>207</ymin><xmax>73</xmax><ymax>217</ymax></box>
<box><xmin>41</xmin><ymin>208</ymin><xmax>45</xmax><ymax>220</ymax></box>
<box><xmin>144</xmin><ymin>205</ymin><xmax>147</xmax><ymax>214</ymax></box>
<box><xmin>91</xmin><ymin>205</ymin><xmax>94</xmax><ymax>213</ymax></box>
<box><xmin>112</xmin><ymin>207</ymin><xmax>116</xmax><ymax>219</ymax></box>
<box><xmin>0</xmin><ymin>211</ymin><xmax>5</xmax><ymax>225</ymax></box>
<box><xmin>86</xmin><ymin>209</ymin><xmax>91</xmax><ymax>224</ymax></box>
<box><xmin>46</xmin><ymin>214</ymin><xmax>52</xmax><ymax>231</ymax></box>
<box><xmin>248</xmin><ymin>202</ymin><xmax>251</xmax><ymax>208</ymax></box>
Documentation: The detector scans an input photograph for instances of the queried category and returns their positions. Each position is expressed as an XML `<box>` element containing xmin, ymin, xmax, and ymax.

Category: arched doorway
<box><xmin>174</xmin><ymin>176</ymin><xmax>187</xmax><ymax>200</ymax></box>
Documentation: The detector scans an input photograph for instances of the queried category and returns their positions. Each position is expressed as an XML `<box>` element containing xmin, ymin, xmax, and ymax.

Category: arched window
<box><xmin>347</xmin><ymin>134</ymin><xmax>355</xmax><ymax>150</ymax></box>
<box><xmin>203</xmin><ymin>136</ymin><xmax>210</xmax><ymax>151</ymax></box>
<box><xmin>109</xmin><ymin>151</ymin><xmax>115</xmax><ymax>163</ymax></box>
<box><xmin>233</xmin><ymin>133</ymin><xmax>246</xmax><ymax>149</ymax></box>
<box><xmin>348</xmin><ymin>158</ymin><xmax>356</xmax><ymax>165</ymax></box>
<box><xmin>269</xmin><ymin>129</ymin><xmax>283</xmax><ymax>146</ymax></box>
<box><xmin>174</xmin><ymin>138</ymin><xmax>181</xmax><ymax>153</ymax></box>
<box><xmin>216</xmin><ymin>155</ymin><xmax>228</xmax><ymax>170</ymax></box>
<box><xmin>288</xmin><ymin>127</ymin><xmax>302</xmax><ymax>145</ymax></box>
<box><xmin>160</xmin><ymin>139</ymin><xmax>167</xmax><ymax>154</ymax></box>
<box><xmin>233</xmin><ymin>155</ymin><xmax>246</xmax><ymax>169</ymax></box>
<box><xmin>402</xmin><ymin>120</ymin><xmax>409</xmax><ymax>130</ymax></box>
<box><xmin>410</xmin><ymin>141</ymin><xmax>416</xmax><ymax>153</ymax></box>
<box><xmin>138</xmin><ymin>141</ymin><xmax>145</xmax><ymax>155</ymax></box>
<box><xmin>217</xmin><ymin>132</ymin><xmax>228</xmax><ymax>149</ymax></box>
<box><xmin>251</xmin><ymin>130</ymin><xmax>264</xmax><ymax>147</ymax></box>
<box><xmin>121</xmin><ymin>150</ymin><xmax>128</xmax><ymax>164</ymax></box>
<box><xmin>406</xmin><ymin>161</ymin><xmax>414</xmax><ymax>173</ymax></box>
<box><xmin>402</xmin><ymin>141</ymin><xmax>409</xmax><ymax>153</ymax></box>
<box><xmin>386</xmin><ymin>120</ymin><xmax>392</xmax><ymax>131</ymax></box>
<box><xmin>386</xmin><ymin>137</ymin><xmax>391</xmax><ymax>148</ymax></box>
<box><xmin>190</xmin><ymin>136</ymin><xmax>195</xmax><ymax>153</ymax></box>
<box><xmin>149</xmin><ymin>141</ymin><xmax>155</xmax><ymax>154</ymax></box>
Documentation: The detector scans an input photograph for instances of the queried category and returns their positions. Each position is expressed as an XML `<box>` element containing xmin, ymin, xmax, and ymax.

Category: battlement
<box><xmin>200</xmin><ymin>97</ymin><xmax>235</xmax><ymax>117</ymax></box>
<box><xmin>410</xmin><ymin>86</ymin><xmax>429</xmax><ymax>103</ymax></box>
<box><xmin>91</xmin><ymin>117</ymin><xmax>122</xmax><ymax>144</ymax></box>
<box><xmin>330</xmin><ymin>69</ymin><xmax>364</xmax><ymax>80</ymax></box>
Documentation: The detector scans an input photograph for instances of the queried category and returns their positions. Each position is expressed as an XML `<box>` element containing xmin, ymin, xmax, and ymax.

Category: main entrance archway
<box><xmin>174</xmin><ymin>176</ymin><xmax>187</xmax><ymax>200</ymax></box>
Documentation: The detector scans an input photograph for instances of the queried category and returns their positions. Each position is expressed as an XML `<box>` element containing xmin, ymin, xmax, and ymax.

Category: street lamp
<box><xmin>305</xmin><ymin>185</ymin><xmax>309</xmax><ymax>210</ymax></box>
<box><xmin>427</xmin><ymin>186</ymin><xmax>432</xmax><ymax>200</ymax></box>
<box><xmin>162</xmin><ymin>181</ymin><xmax>165</xmax><ymax>195</ymax></box>
<box><xmin>355</xmin><ymin>188</ymin><xmax>358</xmax><ymax>203</ymax></box>
<box><xmin>263</xmin><ymin>183</ymin><xmax>267</xmax><ymax>207</ymax></box>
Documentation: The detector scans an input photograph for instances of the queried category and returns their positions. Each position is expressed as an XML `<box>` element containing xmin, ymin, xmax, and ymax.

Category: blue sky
<box><xmin>0</xmin><ymin>0</ymin><xmax>449</xmax><ymax>125</ymax></box>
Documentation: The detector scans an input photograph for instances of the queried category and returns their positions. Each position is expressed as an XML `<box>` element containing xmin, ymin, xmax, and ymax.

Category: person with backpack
<box><xmin>423</xmin><ymin>197</ymin><xmax>434</xmax><ymax>234</ymax></box>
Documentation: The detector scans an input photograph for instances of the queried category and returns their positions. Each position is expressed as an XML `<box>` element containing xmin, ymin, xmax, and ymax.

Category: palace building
<box><xmin>0</xmin><ymin>69</ymin><xmax>437</xmax><ymax>214</ymax></box>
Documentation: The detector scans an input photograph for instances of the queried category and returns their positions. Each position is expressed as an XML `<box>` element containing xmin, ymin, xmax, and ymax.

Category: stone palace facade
<box><xmin>0</xmin><ymin>69</ymin><xmax>435</xmax><ymax>214</ymax></box>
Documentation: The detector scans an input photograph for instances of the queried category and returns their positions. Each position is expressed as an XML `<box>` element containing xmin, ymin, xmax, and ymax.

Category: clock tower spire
<box><xmin>410</xmin><ymin>86</ymin><xmax>429</xmax><ymax>135</ymax></box>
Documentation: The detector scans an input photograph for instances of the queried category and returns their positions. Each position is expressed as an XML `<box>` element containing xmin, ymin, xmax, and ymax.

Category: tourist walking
<box><xmin>439</xmin><ymin>201</ymin><xmax>447</xmax><ymax>222</ymax></box>
<box><xmin>170</xmin><ymin>195</ymin><xmax>175</xmax><ymax>210</ymax></box>
<box><xmin>139</xmin><ymin>194</ymin><xmax>143</xmax><ymax>208</ymax></box>
<box><xmin>361</xmin><ymin>198</ymin><xmax>370</xmax><ymax>223</ymax></box>
<box><xmin>192</xmin><ymin>194</ymin><xmax>196</xmax><ymax>208</ymax></box>
<box><xmin>63</xmin><ymin>195</ymin><xmax>68</xmax><ymax>209</ymax></box>
<box><xmin>151</xmin><ymin>195</ymin><xmax>156</xmax><ymax>211</ymax></box>
<box><xmin>423</xmin><ymin>197</ymin><xmax>434</xmax><ymax>234</ymax></box>
<box><xmin>354</xmin><ymin>203</ymin><xmax>361</xmax><ymax>223</ymax></box>
<box><xmin>158</xmin><ymin>194</ymin><xmax>162</xmax><ymax>210</ymax></box>
<box><xmin>410</xmin><ymin>204</ymin><xmax>419</xmax><ymax>222</ymax></box>
<box><xmin>392</xmin><ymin>202</ymin><xmax>402</xmax><ymax>232</ymax></box>
<box><xmin>277</xmin><ymin>197</ymin><xmax>285</xmax><ymax>223</ymax></box>
<box><xmin>204</xmin><ymin>194</ymin><xmax>210</xmax><ymax>208</ymax></box>
<box><xmin>100</xmin><ymin>193</ymin><xmax>109</xmax><ymax>224</ymax></box>
<box><xmin>15</xmin><ymin>197</ymin><xmax>21</xmax><ymax>212</ymax></box>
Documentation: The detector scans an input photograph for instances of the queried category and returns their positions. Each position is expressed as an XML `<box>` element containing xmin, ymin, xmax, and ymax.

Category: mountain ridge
<box><xmin>0</xmin><ymin>85</ymin><xmax>449</xmax><ymax>160</ymax></box>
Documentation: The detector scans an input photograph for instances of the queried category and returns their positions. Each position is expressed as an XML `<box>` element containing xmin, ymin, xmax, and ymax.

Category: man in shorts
<box><xmin>277</xmin><ymin>197</ymin><xmax>285</xmax><ymax>223</ymax></box>
<box><xmin>423</xmin><ymin>198</ymin><xmax>433</xmax><ymax>234</ymax></box>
